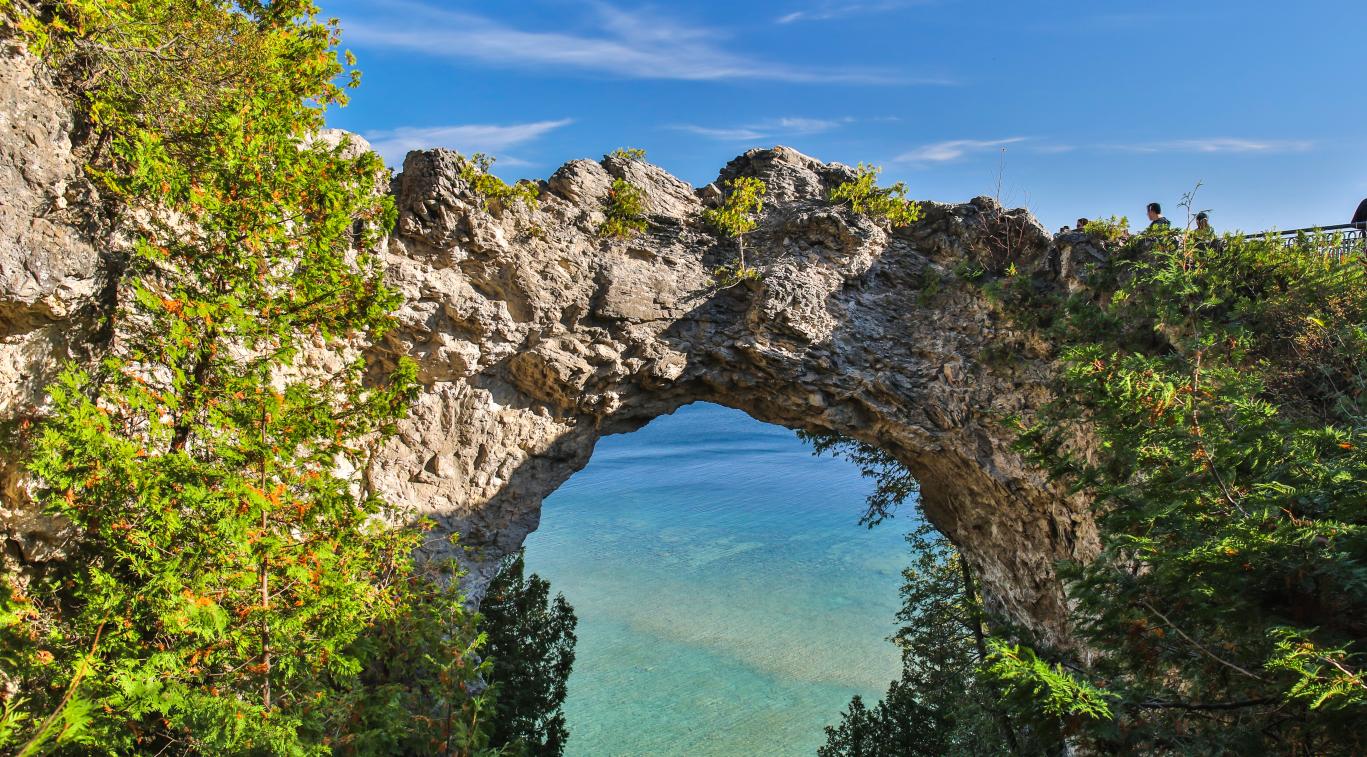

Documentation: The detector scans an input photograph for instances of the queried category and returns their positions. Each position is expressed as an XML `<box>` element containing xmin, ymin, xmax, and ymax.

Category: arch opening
<box><xmin>520</xmin><ymin>401</ymin><xmax>909</xmax><ymax>755</ymax></box>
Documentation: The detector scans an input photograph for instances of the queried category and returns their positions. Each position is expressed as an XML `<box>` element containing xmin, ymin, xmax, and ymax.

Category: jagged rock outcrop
<box><xmin>366</xmin><ymin>146</ymin><xmax>1098</xmax><ymax>646</ymax></box>
<box><xmin>0</xmin><ymin>45</ymin><xmax>104</xmax><ymax>565</ymax></box>
<box><xmin>0</xmin><ymin>45</ymin><xmax>1101</xmax><ymax>647</ymax></box>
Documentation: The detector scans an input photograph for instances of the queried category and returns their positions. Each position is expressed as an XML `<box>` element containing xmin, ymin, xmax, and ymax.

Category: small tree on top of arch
<box><xmin>704</xmin><ymin>176</ymin><xmax>767</xmax><ymax>285</ymax></box>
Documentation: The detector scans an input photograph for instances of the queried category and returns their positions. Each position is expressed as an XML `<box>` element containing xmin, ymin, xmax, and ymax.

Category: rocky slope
<box><xmin>0</xmin><ymin>47</ymin><xmax>1106</xmax><ymax>648</ymax></box>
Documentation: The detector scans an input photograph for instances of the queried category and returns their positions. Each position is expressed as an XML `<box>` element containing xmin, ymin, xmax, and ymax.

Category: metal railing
<box><xmin>1243</xmin><ymin>223</ymin><xmax>1365</xmax><ymax>260</ymax></box>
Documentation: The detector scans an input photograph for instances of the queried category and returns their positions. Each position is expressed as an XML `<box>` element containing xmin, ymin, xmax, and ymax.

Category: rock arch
<box><xmin>0</xmin><ymin>51</ymin><xmax>1100</xmax><ymax>644</ymax></box>
<box><xmin>364</xmin><ymin>146</ymin><xmax>1098</xmax><ymax>646</ymax></box>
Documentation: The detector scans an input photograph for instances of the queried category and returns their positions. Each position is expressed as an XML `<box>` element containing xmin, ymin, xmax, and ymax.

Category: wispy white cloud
<box><xmin>365</xmin><ymin>119</ymin><xmax>574</xmax><ymax>167</ymax></box>
<box><xmin>674</xmin><ymin>116</ymin><xmax>850</xmax><ymax>142</ymax></box>
<box><xmin>893</xmin><ymin>136</ymin><xmax>1312</xmax><ymax>165</ymax></box>
<box><xmin>775</xmin><ymin>117</ymin><xmax>848</xmax><ymax>131</ymax></box>
<box><xmin>896</xmin><ymin>137</ymin><xmax>1029</xmax><ymax>163</ymax></box>
<box><xmin>777</xmin><ymin>1</ymin><xmax>933</xmax><ymax>24</ymax></box>
<box><xmin>674</xmin><ymin>125</ymin><xmax>772</xmax><ymax>141</ymax></box>
<box><xmin>342</xmin><ymin>0</ymin><xmax>938</xmax><ymax>85</ymax></box>
<box><xmin>1108</xmin><ymin>138</ymin><xmax>1314</xmax><ymax>154</ymax></box>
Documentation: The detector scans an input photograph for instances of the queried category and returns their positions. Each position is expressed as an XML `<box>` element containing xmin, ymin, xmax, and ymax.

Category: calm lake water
<box><xmin>521</xmin><ymin>402</ymin><xmax>912</xmax><ymax>756</ymax></box>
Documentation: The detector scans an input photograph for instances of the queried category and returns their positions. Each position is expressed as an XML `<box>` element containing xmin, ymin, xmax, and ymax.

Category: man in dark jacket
<box><xmin>1146</xmin><ymin>202</ymin><xmax>1171</xmax><ymax>230</ymax></box>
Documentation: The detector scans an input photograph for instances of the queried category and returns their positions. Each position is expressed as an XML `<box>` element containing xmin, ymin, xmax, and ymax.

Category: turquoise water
<box><xmin>521</xmin><ymin>403</ymin><xmax>911</xmax><ymax>756</ymax></box>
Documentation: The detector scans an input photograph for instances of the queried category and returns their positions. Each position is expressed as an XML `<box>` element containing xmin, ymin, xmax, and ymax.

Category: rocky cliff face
<box><xmin>0</xmin><ymin>46</ymin><xmax>105</xmax><ymax>565</ymax></box>
<box><xmin>0</xmin><ymin>48</ymin><xmax>1101</xmax><ymax>648</ymax></box>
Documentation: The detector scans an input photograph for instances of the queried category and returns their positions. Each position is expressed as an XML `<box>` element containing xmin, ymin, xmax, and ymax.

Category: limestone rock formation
<box><xmin>367</xmin><ymin>145</ymin><xmax>1097</xmax><ymax>646</ymax></box>
<box><xmin>0</xmin><ymin>46</ymin><xmax>104</xmax><ymax>565</ymax></box>
<box><xmin>0</xmin><ymin>46</ymin><xmax>1101</xmax><ymax>648</ymax></box>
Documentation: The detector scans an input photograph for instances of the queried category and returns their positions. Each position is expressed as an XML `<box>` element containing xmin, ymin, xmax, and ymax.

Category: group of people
<box><xmin>1056</xmin><ymin>202</ymin><xmax>1213</xmax><ymax>237</ymax></box>
<box><xmin>1142</xmin><ymin>202</ymin><xmax>1217</xmax><ymax>234</ymax></box>
<box><xmin>1059</xmin><ymin>199</ymin><xmax>1367</xmax><ymax>238</ymax></box>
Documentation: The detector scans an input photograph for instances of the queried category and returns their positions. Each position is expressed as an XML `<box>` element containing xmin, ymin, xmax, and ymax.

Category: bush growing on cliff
<box><xmin>703</xmin><ymin>176</ymin><xmax>767</xmax><ymax>286</ymax></box>
<box><xmin>599</xmin><ymin>177</ymin><xmax>648</xmax><ymax>239</ymax></box>
<box><xmin>481</xmin><ymin>552</ymin><xmax>578</xmax><ymax>757</ymax></box>
<box><xmin>1081</xmin><ymin>215</ymin><xmax>1130</xmax><ymax>242</ymax></box>
<box><xmin>829</xmin><ymin>164</ymin><xmax>922</xmax><ymax>228</ymax></box>
<box><xmin>0</xmin><ymin>1</ymin><xmax>498</xmax><ymax>753</ymax></box>
<box><xmin>459</xmin><ymin>152</ymin><xmax>540</xmax><ymax>212</ymax></box>
<box><xmin>812</xmin><ymin>218</ymin><xmax>1367</xmax><ymax>755</ymax></box>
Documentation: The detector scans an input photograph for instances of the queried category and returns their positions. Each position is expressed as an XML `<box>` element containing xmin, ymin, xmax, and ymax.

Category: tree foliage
<box><xmin>704</xmin><ymin>176</ymin><xmax>766</xmax><ymax>286</ymax></box>
<box><xmin>829</xmin><ymin>164</ymin><xmax>922</xmax><ymax>228</ymax></box>
<box><xmin>0</xmin><ymin>1</ymin><xmax>498</xmax><ymax>753</ymax></box>
<box><xmin>816</xmin><ymin>220</ymin><xmax>1367</xmax><ymax>755</ymax></box>
<box><xmin>821</xmin><ymin>525</ymin><xmax>1008</xmax><ymax>756</ymax></box>
<box><xmin>801</xmin><ymin>433</ymin><xmax>919</xmax><ymax>527</ymax></box>
<box><xmin>480</xmin><ymin>552</ymin><xmax>577</xmax><ymax>757</ymax></box>
<box><xmin>808</xmin><ymin>435</ymin><xmax>1056</xmax><ymax>755</ymax></box>
<box><xmin>1010</xmin><ymin>225</ymin><xmax>1367</xmax><ymax>753</ymax></box>
<box><xmin>457</xmin><ymin>153</ymin><xmax>539</xmax><ymax>213</ymax></box>
<box><xmin>598</xmin><ymin>178</ymin><xmax>647</xmax><ymax>240</ymax></box>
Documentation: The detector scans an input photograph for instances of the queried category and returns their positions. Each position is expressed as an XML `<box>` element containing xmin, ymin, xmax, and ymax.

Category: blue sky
<box><xmin>322</xmin><ymin>0</ymin><xmax>1367</xmax><ymax>234</ymax></box>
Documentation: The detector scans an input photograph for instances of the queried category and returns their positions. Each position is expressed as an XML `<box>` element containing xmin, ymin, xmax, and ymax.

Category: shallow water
<box><xmin>521</xmin><ymin>403</ymin><xmax>911</xmax><ymax>756</ymax></box>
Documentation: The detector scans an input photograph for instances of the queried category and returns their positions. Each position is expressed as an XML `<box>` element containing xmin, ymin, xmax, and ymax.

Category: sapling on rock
<box><xmin>704</xmin><ymin>176</ymin><xmax>767</xmax><ymax>286</ymax></box>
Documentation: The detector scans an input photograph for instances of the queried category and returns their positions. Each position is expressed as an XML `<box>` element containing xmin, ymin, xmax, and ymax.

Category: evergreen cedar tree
<box><xmin>821</xmin><ymin>222</ymin><xmax>1367</xmax><ymax>755</ymax></box>
<box><xmin>481</xmin><ymin>553</ymin><xmax>578</xmax><ymax>757</ymax></box>
<box><xmin>819</xmin><ymin>523</ymin><xmax>1050</xmax><ymax>756</ymax></box>
<box><xmin>0</xmin><ymin>2</ymin><xmax>571</xmax><ymax>754</ymax></box>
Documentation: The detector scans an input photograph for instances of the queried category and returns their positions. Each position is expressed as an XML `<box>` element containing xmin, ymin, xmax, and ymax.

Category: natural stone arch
<box><xmin>363</xmin><ymin>145</ymin><xmax>1100</xmax><ymax>647</ymax></box>
<box><xmin>0</xmin><ymin>46</ymin><xmax>1099</xmax><ymax>643</ymax></box>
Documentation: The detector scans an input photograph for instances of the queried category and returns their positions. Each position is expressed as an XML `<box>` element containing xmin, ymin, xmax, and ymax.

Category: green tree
<box><xmin>1010</xmin><ymin>222</ymin><xmax>1367</xmax><ymax>753</ymax></box>
<box><xmin>814</xmin><ymin>519</ymin><xmax>1060</xmax><ymax>754</ymax></box>
<box><xmin>808</xmin><ymin>434</ymin><xmax>1058</xmax><ymax>756</ymax></box>
<box><xmin>481</xmin><ymin>552</ymin><xmax>578</xmax><ymax>757</ymax></box>
<box><xmin>829</xmin><ymin>164</ymin><xmax>922</xmax><ymax>228</ymax></box>
<box><xmin>703</xmin><ymin>176</ymin><xmax>766</xmax><ymax>285</ymax></box>
<box><xmin>822</xmin><ymin>524</ymin><xmax>1024</xmax><ymax>757</ymax></box>
<box><xmin>0</xmin><ymin>1</ymin><xmax>496</xmax><ymax>753</ymax></box>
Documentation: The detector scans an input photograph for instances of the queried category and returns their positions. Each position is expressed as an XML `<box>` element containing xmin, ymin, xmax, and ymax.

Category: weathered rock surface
<box><xmin>0</xmin><ymin>45</ymin><xmax>104</xmax><ymax>566</ymax></box>
<box><xmin>0</xmin><ymin>47</ymin><xmax>1100</xmax><ymax>648</ymax></box>
<box><xmin>367</xmin><ymin>145</ymin><xmax>1097</xmax><ymax>646</ymax></box>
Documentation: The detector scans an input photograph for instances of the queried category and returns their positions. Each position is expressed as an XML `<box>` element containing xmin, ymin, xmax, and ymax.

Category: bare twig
<box><xmin>1140</xmin><ymin>600</ymin><xmax>1265</xmax><ymax>682</ymax></box>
